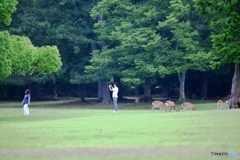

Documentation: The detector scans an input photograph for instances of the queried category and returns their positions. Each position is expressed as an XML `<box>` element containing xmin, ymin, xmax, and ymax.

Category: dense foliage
<box><xmin>0</xmin><ymin>0</ymin><xmax>18</xmax><ymax>26</ymax></box>
<box><xmin>0</xmin><ymin>0</ymin><xmax>238</xmax><ymax>103</ymax></box>
<box><xmin>195</xmin><ymin>0</ymin><xmax>240</xmax><ymax>108</ymax></box>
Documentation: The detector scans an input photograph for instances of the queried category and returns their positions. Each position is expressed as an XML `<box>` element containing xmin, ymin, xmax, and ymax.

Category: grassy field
<box><xmin>0</xmin><ymin>99</ymin><xmax>239</xmax><ymax>160</ymax></box>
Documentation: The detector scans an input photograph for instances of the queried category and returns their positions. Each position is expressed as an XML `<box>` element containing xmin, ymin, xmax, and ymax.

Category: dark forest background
<box><xmin>0</xmin><ymin>0</ymin><xmax>238</xmax><ymax>102</ymax></box>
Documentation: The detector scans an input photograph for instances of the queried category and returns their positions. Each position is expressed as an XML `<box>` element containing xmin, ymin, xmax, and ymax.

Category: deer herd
<box><xmin>152</xmin><ymin>98</ymin><xmax>230</xmax><ymax>112</ymax></box>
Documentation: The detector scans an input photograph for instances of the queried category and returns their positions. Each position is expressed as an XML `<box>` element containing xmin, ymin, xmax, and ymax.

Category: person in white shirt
<box><xmin>109</xmin><ymin>82</ymin><xmax>119</xmax><ymax>113</ymax></box>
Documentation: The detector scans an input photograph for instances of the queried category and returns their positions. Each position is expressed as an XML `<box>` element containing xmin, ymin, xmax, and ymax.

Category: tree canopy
<box><xmin>87</xmin><ymin>0</ymin><xmax>212</xmax><ymax>101</ymax></box>
<box><xmin>0</xmin><ymin>0</ymin><xmax>238</xmax><ymax>102</ymax></box>
<box><xmin>194</xmin><ymin>0</ymin><xmax>240</xmax><ymax>65</ymax></box>
<box><xmin>0</xmin><ymin>0</ymin><xmax>18</xmax><ymax>26</ymax></box>
<box><xmin>0</xmin><ymin>0</ymin><xmax>62</xmax><ymax>79</ymax></box>
<box><xmin>195</xmin><ymin>0</ymin><xmax>240</xmax><ymax>108</ymax></box>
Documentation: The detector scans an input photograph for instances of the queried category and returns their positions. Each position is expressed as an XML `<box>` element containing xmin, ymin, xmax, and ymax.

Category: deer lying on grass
<box><xmin>182</xmin><ymin>102</ymin><xmax>196</xmax><ymax>111</ymax></box>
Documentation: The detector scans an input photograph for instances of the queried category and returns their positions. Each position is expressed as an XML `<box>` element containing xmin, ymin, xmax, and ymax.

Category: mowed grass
<box><xmin>0</xmin><ymin>100</ymin><xmax>239</xmax><ymax>160</ymax></box>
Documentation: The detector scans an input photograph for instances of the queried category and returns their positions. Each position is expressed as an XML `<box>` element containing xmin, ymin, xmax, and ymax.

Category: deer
<box><xmin>152</xmin><ymin>100</ymin><xmax>166</xmax><ymax>112</ymax></box>
<box><xmin>182</xmin><ymin>102</ymin><xmax>196</xmax><ymax>111</ymax></box>
<box><xmin>164</xmin><ymin>100</ymin><xmax>179</xmax><ymax>112</ymax></box>
<box><xmin>217</xmin><ymin>100</ymin><xmax>223</xmax><ymax>110</ymax></box>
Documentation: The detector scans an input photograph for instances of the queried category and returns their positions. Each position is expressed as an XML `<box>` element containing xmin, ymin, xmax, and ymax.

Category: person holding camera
<box><xmin>109</xmin><ymin>82</ymin><xmax>119</xmax><ymax>113</ymax></box>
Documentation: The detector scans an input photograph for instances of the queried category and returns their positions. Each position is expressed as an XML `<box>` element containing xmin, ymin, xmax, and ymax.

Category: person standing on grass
<box><xmin>109</xmin><ymin>82</ymin><xmax>119</xmax><ymax>113</ymax></box>
<box><xmin>22</xmin><ymin>89</ymin><xmax>31</xmax><ymax>116</ymax></box>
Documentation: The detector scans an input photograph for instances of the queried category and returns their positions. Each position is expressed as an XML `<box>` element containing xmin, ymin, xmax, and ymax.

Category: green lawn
<box><xmin>0</xmin><ymin>100</ymin><xmax>239</xmax><ymax>160</ymax></box>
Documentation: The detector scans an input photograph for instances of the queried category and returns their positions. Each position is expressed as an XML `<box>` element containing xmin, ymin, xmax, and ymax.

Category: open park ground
<box><xmin>0</xmin><ymin>99</ymin><xmax>239</xmax><ymax>160</ymax></box>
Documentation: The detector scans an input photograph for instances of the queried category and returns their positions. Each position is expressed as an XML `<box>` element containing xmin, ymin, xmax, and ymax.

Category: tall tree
<box><xmin>0</xmin><ymin>0</ymin><xmax>62</xmax><ymax>94</ymax></box>
<box><xmin>0</xmin><ymin>1</ymin><xmax>18</xmax><ymax>78</ymax></box>
<box><xmin>195</xmin><ymin>0</ymin><xmax>240</xmax><ymax>108</ymax></box>
<box><xmin>2</xmin><ymin>0</ymin><xmax>95</xmax><ymax>99</ymax></box>
<box><xmin>87</xmin><ymin>0</ymin><xmax>134</xmax><ymax>103</ymax></box>
<box><xmin>89</xmin><ymin>0</ymin><xmax>171</xmax><ymax>102</ymax></box>
<box><xmin>157</xmin><ymin>0</ymin><xmax>211</xmax><ymax>101</ymax></box>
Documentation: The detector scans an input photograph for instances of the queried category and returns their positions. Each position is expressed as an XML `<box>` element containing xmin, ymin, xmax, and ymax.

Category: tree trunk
<box><xmin>97</xmin><ymin>80</ymin><xmax>103</xmax><ymax>103</ymax></box>
<box><xmin>177</xmin><ymin>72</ymin><xmax>186</xmax><ymax>102</ymax></box>
<box><xmin>96</xmin><ymin>13</ymin><xmax>111</xmax><ymax>104</ymax></box>
<box><xmin>114</xmin><ymin>76</ymin><xmax>123</xmax><ymax>100</ymax></box>
<box><xmin>201</xmin><ymin>72</ymin><xmax>208</xmax><ymax>99</ymax></box>
<box><xmin>101</xmin><ymin>79</ymin><xmax>112</xmax><ymax>104</ymax></box>
<box><xmin>230</xmin><ymin>63</ymin><xmax>240</xmax><ymax>109</ymax></box>
<box><xmin>78</xmin><ymin>84</ymin><xmax>87</xmax><ymax>103</ymax></box>
<box><xmin>144</xmin><ymin>77</ymin><xmax>152</xmax><ymax>102</ymax></box>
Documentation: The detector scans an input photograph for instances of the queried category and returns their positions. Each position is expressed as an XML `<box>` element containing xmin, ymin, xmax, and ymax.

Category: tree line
<box><xmin>0</xmin><ymin>0</ymin><xmax>239</xmax><ymax>108</ymax></box>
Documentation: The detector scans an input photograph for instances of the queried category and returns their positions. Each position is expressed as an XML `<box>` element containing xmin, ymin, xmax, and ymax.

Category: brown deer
<box><xmin>226</xmin><ymin>98</ymin><xmax>231</xmax><ymax>109</ymax></box>
<box><xmin>152</xmin><ymin>101</ymin><xmax>166</xmax><ymax>112</ymax></box>
<box><xmin>182</xmin><ymin>102</ymin><xmax>196</xmax><ymax>111</ymax></box>
<box><xmin>165</xmin><ymin>100</ymin><xmax>179</xmax><ymax>112</ymax></box>
<box><xmin>217</xmin><ymin>100</ymin><xmax>223</xmax><ymax>110</ymax></box>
